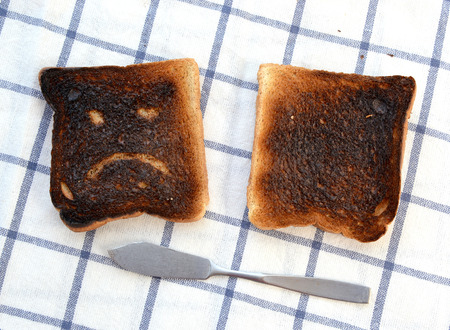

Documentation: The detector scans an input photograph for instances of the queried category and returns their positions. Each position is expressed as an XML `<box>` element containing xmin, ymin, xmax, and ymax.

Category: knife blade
<box><xmin>108</xmin><ymin>242</ymin><xmax>370</xmax><ymax>303</ymax></box>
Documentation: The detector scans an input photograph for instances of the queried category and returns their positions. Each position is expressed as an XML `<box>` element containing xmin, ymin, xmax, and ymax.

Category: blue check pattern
<box><xmin>0</xmin><ymin>0</ymin><xmax>449</xmax><ymax>329</ymax></box>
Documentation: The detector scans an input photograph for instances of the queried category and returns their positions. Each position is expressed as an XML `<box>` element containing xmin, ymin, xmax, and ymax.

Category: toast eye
<box><xmin>137</xmin><ymin>107</ymin><xmax>159</xmax><ymax>120</ymax></box>
<box><xmin>372</xmin><ymin>99</ymin><xmax>387</xmax><ymax>114</ymax></box>
<box><xmin>88</xmin><ymin>110</ymin><xmax>104</xmax><ymax>126</ymax></box>
<box><xmin>68</xmin><ymin>88</ymin><xmax>81</xmax><ymax>101</ymax></box>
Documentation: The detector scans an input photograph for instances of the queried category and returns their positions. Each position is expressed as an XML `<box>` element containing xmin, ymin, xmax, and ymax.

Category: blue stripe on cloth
<box><xmin>231</xmin><ymin>6</ymin><xmax>291</xmax><ymax>31</ymax></box>
<box><xmin>1</xmin><ymin>219</ymin><xmax>448</xmax><ymax>330</ymax></box>
<box><xmin>178</xmin><ymin>0</ymin><xmax>450</xmax><ymax>73</ymax></box>
<box><xmin>161</xmin><ymin>221</ymin><xmax>175</xmax><ymax>248</ymax></box>
<box><xmin>134</xmin><ymin>0</ymin><xmax>160</xmax><ymax>64</ymax></box>
<box><xmin>0</xmin><ymin>304</ymin><xmax>94</xmax><ymax>330</ymax></box>
<box><xmin>75</xmin><ymin>31</ymin><xmax>140</xmax><ymax>59</ymax></box>
<box><xmin>293</xmin><ymin>229</ymin><xmax>324</xmax><ymax>329</ymax></box>
<box><xmin>283</xmin><ymin>0</ymin><xmax>306</xmax><ymax>65</ymax></box>
<box><xmin>298</xmin><ymin>26</ymin><xmax>361</xmax><ymax>49</ymax></box>
<box><xmin>369</xmin><ymin>44</ymin><xmax>441</xmax><ymax>67</ymax></box>
<box><xmin>49</xmin><ymin>2</ymin><xmax>91</xmax><ymax>328</ymax></box>
<box><xmin>179</xmin><ymin>0</ymin><xmax>291</xmax><ymax>32</ymax></box>
<box><xmin>1</xmin><ymin>8</ymin><xmax>450</xmax><ymax>109</ymax></box>
<box><xmin>57</xmin><ymin>0</ymin><xmax>86</xmax><ymax>67</ymax></box>
<box><xmin>0</xmin><ymin>153</ymin><xmax>50</xmax><ymax>175</ymax></box>
<box><xmin>0</xmin><ymin>227</ymin><xmax>119</xmax><ymax>269</ymax></box>
<box><xmin>233</xmin><ymin>291</ymin><xmax>365</xmax><ymax>330</ymax></box>
<box><xmin>163</xmin><ymin>277</ymin><xmax>364</xmax><ymax>330</ymax></box>
<box><xmin>393</xmin><ymin>264</ymin><xmax>450</xmax><ymax>286</ymax></box>
<box><xmin>3</xmin><ymin>6</ymin><xmax>66</xmax><ymax>37</ymax></box>
<box><xmin>202</xmin><ymin>212</ymin><xmax>450</xmax><ymax>287</ymax></box>
<box><xmin>0</xmin><ymin>2</ymin><xmax>442</xmax><ymax>328</ymax></box>
<box><xmin>204</xmin><ymin>139</ymin><xmax>252</xmax><ymax>159</ymax></box>
<box><xmin>370</xmin><ymin>2</ymin><xmax>450</xmax><ymax>328</ymax></box>
<box><xmin>204</xmin><ymin>210</ymin><xmax>243</xmax><ymax>227</ymax></box>
<box><xmin>0</xmin><ymin>0</ymin><xmax>10</xmax><ymax>35</ymax></box>
<box><xmin>0</xmin><ymin>228</ymin><xmax>450</xmax><ymax>325</ymax></box>
<box><xmin>0</xmin><ymin>78</ymin><xmax>44</xmax><ymax>99</ymax></box>
<box><xmin>3</xmin><ymin>3</ymin><xmax>450</xmax><ymax>77</ymax></box>
<box><xmin>177</xmin><ymin>0</ymin><xmax>223</xmax><ymax>11</ymax></box>
<box><xmin>216</xmin><ymin>207</ymin><xmax>250</xmax><ymax>330</ymax></box>
<box><xmin>2</xmin><ymin>9</ymin><xmax>259</xmax><ymax>95</ymax></box>
<box><xmin>177</xmin><ymin>0</ymin><xmax>223</xmax><ymax>12</ymax></box>
<box><xmin>355</xmin><ymin>0</ymin><xmax>379</xmax><ymax>74</ymax></box>
<box><xmin>0</xmin><ymin>275</ymin><xmax>362</xmax><ymax>330</ymax></box>
<box><xmin>139</xmin><ymin>276</ymin><xmax>162</xmax><ymax>330</ymax></box>
<box><xmin>0</xmin><ymin>242</ymin><xmax>446</xmax><ymax>330</ymax></box>
<box><xmin>3</xmin><ymin>210</ymin><xmax>448</xmax><ymax>289</ymax></box>
<box><xmin>402</xmin><ymin>193</ymin><xmax>450</xmax><ymax>214</ymax></box>
<box><xmin>3</xmin><ymin>0</ymin><xmax>91</xmax><ymax>326</ymax></box>
<box><xmin>2</xmin><ymin>7</ymin><xmax>166</xmax><ymax>64</ymax></box>
<box><xmin>139</xmin><ymin>221</ymin><xmax>175</xmax><ymax>329</ymax></box>
<box><xmin>0</xmin><ymin>103</ymin><xmax>53</xmax><ymax>294</ymax></box>
<box><xmin>303</xmin><ymin>312</ymin><xmax>365</xmax><ymax>330</ymax></box>
<box><xmin>199</xmin><ymin>0</ymin><xmax>233</xmax><ymax>117</ymax></box>
<box><xmin>209</xmin><ymin>71</ymin><xmax>258</xmax><ymax>91</ymax></box>
<box><xmin>61</xmin><ymin>230</ymin><xmax>96</xmax><ymax>329</ymax></box>
<box><xmin>408</xmin><ymin>122</ymin><xmax>450</xmax><ymax>143</ymax></box>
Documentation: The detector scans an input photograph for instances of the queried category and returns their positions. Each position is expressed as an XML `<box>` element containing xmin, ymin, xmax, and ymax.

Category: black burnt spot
<box><xmin>68</xmin><ymin>88</ymin><xmax>81</xmax><ymax>101</ymax></box>
<box><xmin>372</xmin><ymin>99</ymin><xmax>387</xmax><ymax>114</ymax></box>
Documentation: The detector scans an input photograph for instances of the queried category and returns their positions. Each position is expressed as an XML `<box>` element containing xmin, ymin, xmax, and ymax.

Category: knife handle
<box><xmin>260</xmin><ymin>275</ymin><xmax>370</xmax><ymax>303</ymax></box>
<box><xmin>210</xmin><ymin>263</ymin><xmax>370</xmax><ymax>303</ymax></box>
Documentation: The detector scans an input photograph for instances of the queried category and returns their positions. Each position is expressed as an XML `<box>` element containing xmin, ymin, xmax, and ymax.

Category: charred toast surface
<box><xmin>247</xmin><ymin>64</ymin><xmax>416</xmax><ymax>242</ymax></box>
<box><xmin>40</xmin><ymin>59</ymin><xmax>208</xmax><ymax>231</ymax></box>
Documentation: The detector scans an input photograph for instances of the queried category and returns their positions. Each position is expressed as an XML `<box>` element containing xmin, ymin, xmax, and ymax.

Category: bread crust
<box><xmin>40</xmin><ymin>59</ymin><xmax>209</xmax><ymax>231</ymax></box>
<box><xmin>248</xmin><ymin>64</ymin><xmax>416</xmax><ymax>242</ymax></box>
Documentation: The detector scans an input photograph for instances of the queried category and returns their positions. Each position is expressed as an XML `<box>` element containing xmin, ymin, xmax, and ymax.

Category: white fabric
<box><xmin>0</xmin><ymin>0</ymin><xmax>449</xmax><ymax>329</ymax></box>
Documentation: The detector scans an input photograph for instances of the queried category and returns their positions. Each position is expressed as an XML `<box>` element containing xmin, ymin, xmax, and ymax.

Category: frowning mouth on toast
<box><xmin>86</xmin><ymin>153</ymin><xmax>171</xmax><ymax>180</ymax></box>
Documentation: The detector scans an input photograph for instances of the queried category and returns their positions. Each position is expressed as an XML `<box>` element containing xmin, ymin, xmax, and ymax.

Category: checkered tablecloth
<box><xmin>1</xmin><ymin>0</ymin><xmax>449</xmax><ymax>329</ymax></box>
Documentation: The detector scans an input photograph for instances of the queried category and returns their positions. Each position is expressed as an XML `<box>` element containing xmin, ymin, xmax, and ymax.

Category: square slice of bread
<box><xmin>39</xmin><ymin>58</ymin><xmax>209</xmax><ymax>231</ymax></box>
<box><xmin>247</xmin><ymin>64</ymin><xmax>416</xmax><ymax>242</ymax></box>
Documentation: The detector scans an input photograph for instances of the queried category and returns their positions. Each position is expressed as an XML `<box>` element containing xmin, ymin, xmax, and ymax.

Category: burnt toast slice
<box><xmin>247</xmin><ymin>64</ymin><xmax>416</xmax><ymax>242</ymax></box>
<box><xmin>39</xmin><ymin>58</ymin><xmax>209</xmax><ymax>231</ymax></box>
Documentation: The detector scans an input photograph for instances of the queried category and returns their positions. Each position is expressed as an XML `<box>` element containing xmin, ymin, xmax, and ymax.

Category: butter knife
<box><xmin>108</xmin><ymin>242</ymin><xmax>370</xmax><ymax>303</ymax></box>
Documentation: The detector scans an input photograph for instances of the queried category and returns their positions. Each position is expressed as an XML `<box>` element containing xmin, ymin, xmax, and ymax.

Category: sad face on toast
<box><xmin>39</xmin><ymin>59</ymin><xmax>209</xmax><ymax>231</ymax></box>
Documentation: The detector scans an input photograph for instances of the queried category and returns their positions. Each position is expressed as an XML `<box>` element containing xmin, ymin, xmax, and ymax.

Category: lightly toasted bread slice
<box><xmin>247</xmin><ymin>64</ymin><xmax>416</xmax><ymax>242</ymax></box>
<box><xmin>39</xmin><ymin>58</ymin><xmax>209</xmax><ymax>232</ymax></box>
